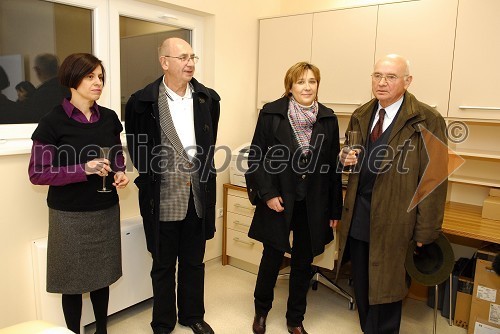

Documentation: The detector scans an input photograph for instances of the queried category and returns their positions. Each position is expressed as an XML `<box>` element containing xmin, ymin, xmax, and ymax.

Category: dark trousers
<box><xmin>254</xmin><ymin>200</ymin><xmax>314</xmax><ymax>326</ymax></box>
<box><xmin>349</xmin><ymin>236</ymin><xmax>402</xmax><ymax>334</ymax></box>
<box><xmin>150</xmin><ymin>195</ymin><xmax>206</xmax><ymax>332</ymax></box>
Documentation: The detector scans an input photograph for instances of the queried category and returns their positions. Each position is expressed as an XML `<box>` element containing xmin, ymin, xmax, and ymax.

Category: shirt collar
<box><xmin>62</xmin><ymin>98</ymin><xmax>100</xmax><ymax>118</ymax></box>
<box><xmin>162</xmin><ymin>75</ymin><xmax>193</xmax><ymax>101</ymax></box>
<box><xmin>377</xmin><ymin>95</ymin><xmax>404</xmax><ymax>121</ymax></box>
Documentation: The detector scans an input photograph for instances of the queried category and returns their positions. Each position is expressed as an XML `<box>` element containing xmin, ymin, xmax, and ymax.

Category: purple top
<box><xmin>29</xmin><ymin>99</ymin><xmax>125</xmax><ymax>186</ymax></box>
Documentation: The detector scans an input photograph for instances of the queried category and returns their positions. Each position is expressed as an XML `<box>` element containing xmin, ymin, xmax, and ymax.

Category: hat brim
<box><xmin>405</xmin><ymin>233</ymin><xmax>455</xmax><ymax>286</ymax></box>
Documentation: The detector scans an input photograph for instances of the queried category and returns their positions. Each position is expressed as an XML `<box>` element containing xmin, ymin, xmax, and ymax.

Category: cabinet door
<box><xmin>257</xmin><ymin>14</ymin><xmax>313</xmax><ymax>109</ymax></box>
<box><xmin>448</xmin><ymin>0</ymin><xmax>500</xmax><ymax>119</ymax></box>
<box><xmin>311</xmin><ymin>6</ymin><xmax>377</xmax><ymax>114</ymax></box>
<box><xmin>376</xmin><ymin>0</ymin><xmax>458</xmax><ymax>117</ymax></box>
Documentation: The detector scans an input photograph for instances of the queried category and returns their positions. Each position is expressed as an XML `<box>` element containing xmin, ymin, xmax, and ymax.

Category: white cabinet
<box><xmin>375</xmin><ymin>0</ymin><xmax>458</xmax><ymax>117</ymax></box>
<box><xmin>257</xmin><ymin>14</ymin><xmax>313</xmax><ymax>109</ymax></box>
<box><xmin>446</xmin><ymin>0</ymin><xmax>500</xmax><ymax>203</ymax></box>
<box><xmin>448</xmin><ymin>0</ymin><xmax>500</xmax><ymax>120</ymax></box>
<box><xmin>311</xmin><ymin>6</ymin><xmax>377</xmax><ymax>114</ymax></box>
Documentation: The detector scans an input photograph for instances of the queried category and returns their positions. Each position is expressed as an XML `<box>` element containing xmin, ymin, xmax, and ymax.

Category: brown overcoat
<box><xmin>337</xmin><ymin>91</ymin><xmax>448</xmax><ymax>305</ymax></box>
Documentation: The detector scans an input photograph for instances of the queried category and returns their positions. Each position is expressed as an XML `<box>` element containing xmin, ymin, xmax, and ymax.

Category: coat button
<box><xmin>186</xmin><ymin>181</ymin><xmax>191</xmax><ymax>187</ymax></box>
<box><xmin>302</xmin><ymin>174</ymin><xmax>306</xmax><ymax>179</ymax></box>
<box><xmin>186</xmin><ymin>162</ymin><xmax>194</xmax><ymax>168</ymax></box>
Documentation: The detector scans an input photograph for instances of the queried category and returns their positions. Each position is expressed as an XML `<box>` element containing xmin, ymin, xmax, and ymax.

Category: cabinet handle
<box><xmin>233</xmin><ymin>220</ymin><xmax>251</xmax><ymax>228</ymax></box>
<box><xmin>233</xmin><ymin>237</ymin><xmax>255</xmax><ymax>246</ymax></box>
<box><xmin>234</xmin><ymin>203</ymin><xmax>255</xmax><ymax>211</ymax></box>
<box><xmin>323</xmin><ymin>101</ymin><xmax>361</xmax><ymax>106</ymax></box>
<box><xmin>459</xmin><ymin>106</ymin><xmax>500</xmax><ymax>111</ymax></box>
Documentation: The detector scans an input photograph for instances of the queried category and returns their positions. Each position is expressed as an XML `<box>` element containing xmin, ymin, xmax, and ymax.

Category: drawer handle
<box><xmin>458</xmin><ymin>106</ymin><xmax>500</xmax><ymax>111</ymax></box>
<box><xmin>234</xmin><ymin>203</ymin><xmax>255</xmax><ymax>211</ymax></box>
<box><xmin>233</xmin><ymin>237</ymin><xmax>255</xmax><ymax>246</ymax></box>
<box><xmin>233</xmin><ymin>220</ymin><xmax>251</xmax><ymax>228</ymax></box>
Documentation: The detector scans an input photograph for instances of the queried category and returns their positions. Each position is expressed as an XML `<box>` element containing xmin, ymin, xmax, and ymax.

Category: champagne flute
<box><xmin>97</xmin><ymin>147</ymin><xmax>112</xmax><ymax>193</ymax></box>
<box><xmin>346</xmin><ymin>131</ymin><xmax>361</xmax><ymax>173</ymax></box>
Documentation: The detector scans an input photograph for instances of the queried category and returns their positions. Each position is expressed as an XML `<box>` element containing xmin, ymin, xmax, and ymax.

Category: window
<box><xmin>0</xmin><ymin>0</ymin><xmax>204</xmax><ymax>150</ymax></box>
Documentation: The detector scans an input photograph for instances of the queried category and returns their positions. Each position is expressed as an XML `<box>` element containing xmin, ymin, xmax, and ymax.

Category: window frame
<box><xmin>0</xmin><ymin>0</ymin><xmax>205</xmax><ymax>155</ymax></box>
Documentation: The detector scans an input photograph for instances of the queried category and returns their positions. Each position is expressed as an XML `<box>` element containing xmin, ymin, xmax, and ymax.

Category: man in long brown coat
<box><xmin>337</xmin><ymin>54</ymin><xmax>448</xmax><ymax>333</ymax></box>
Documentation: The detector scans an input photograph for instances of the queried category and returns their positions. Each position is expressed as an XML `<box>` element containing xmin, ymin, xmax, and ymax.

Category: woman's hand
<box><xmin>330</xmin><ymin>219</ymin><xmax>339</xmax><ymax>228</ymax></box>
<box><xmin>85</xmin><ymin>158</ymin><xmax>111</xmax><ymax>176</ymax></box>
<box><xmin>266</xmin><ymin>196</ymin><xmax>284</xmax><ymax>212</ymax></box>
<box><xmin>113</xmin><ymin>171</ymin><xmax>129</xmax><ymax>189</ymax></box>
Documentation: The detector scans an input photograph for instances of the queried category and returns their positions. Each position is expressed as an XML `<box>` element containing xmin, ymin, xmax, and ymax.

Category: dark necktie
<box><xmin>370</xmin><ymin>109</ymin><xmax>386</xmax><ymax>142</ymax></box>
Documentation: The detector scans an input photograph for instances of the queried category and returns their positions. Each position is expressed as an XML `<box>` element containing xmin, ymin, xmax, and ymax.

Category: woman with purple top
<box><xmin>29</xmin><ymin>53</ymin><xmax>129</xmax><ymax>334</ymax></box>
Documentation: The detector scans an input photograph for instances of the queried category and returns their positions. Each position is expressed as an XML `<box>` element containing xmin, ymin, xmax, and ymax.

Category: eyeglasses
<box><xmin>371</xmin><ymin>73</ymin><xmax>407</xmax><ymax>83</ymax></box>
<box><xmin>161</xmin><ymin>54</ymin><xmax>199</xmax><ymax>64</ymax></box>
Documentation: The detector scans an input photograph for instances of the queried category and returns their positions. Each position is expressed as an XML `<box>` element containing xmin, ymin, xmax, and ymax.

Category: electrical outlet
<box><xmin>217</xmin><ymin>208</ymin><xmax>224</xmax><ymax>218</ymax></box>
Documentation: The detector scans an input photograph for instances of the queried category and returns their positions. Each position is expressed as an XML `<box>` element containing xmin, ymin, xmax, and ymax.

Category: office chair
<box><xmin>309</xmin><ymin>235</ymin><xmax>355</xmax><ymax>310</ymax></box>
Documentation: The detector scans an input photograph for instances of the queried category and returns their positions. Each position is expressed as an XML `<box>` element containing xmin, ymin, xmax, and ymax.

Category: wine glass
<box><xmin>345</xmin><ymin>130</ymin><xmax>361</xmax><ymax>173</ymax></box>
<box><xmin>97</xmin><ymin>147</ymin><xmax>112</xmax><ymax>193</ymax></box>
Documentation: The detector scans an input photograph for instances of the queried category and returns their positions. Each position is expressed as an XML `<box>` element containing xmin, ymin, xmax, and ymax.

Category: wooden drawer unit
<box><xmin>226</xmin><ymin>211</ymin><xmax>252</xmax><ymax>233</ymax></box>
<box><xmin>222</xmin><ymin>183</ymin><xmax>338</xmax><ymax>272</ymax></box>
<box><xmin>222</xmin><ymin>184</ymin><xmax>262</xmax><ymax>266</ymax></box>
<box><xmin>226</xmin><ymin>229</ymin><xmax>263</xmax><ymax>267</ymax></box>
<box><xmin>227</xmin><ymin>189</ymin><xmax>255</xmax><ymax>217</ymax></box>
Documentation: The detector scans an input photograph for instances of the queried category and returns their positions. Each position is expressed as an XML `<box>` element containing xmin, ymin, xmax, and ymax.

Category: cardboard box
<box><xmin>468</xmin><ymin>247</ymin><xmax>500</xmax><ymax>334</ymax></box>
<box><xmin>482</xmin><ymin>196</ymin><xmax>500</xmax><ymax>220</ymax></box>
<box><xmin>490</xmin><ymin>188</ymin><xmax>500</xmax><ymax>197</ymax></box>
<box><xmin>455</xmin><ymin>277</ymin><xmax>474</xmax><ymax>329</ymax></box>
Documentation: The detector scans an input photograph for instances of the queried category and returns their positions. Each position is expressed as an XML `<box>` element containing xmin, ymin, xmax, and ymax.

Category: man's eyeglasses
<box><xmin>371</xmin><ymin>73</ymin><xmax>407</xmax><ymax>83</ymax></box>
<box><xmin>161</xmin><ymin>54</ymin><xmax>199</xmax><ymax>64</ymax></box>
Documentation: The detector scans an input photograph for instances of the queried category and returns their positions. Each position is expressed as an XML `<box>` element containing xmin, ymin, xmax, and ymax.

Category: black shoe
<box><xmin>252</xmin><ymin>314</ymin><xmax>267</xmax><ymax>334</ymax></box>
<box><xmin>287</xmin><ymin>323</ymin><xmax>308</xmax><ymax>334</ymax></box>
<box><xmin>186</xmin><ymin>320</ymin><xmax>214</xmax><ymax>334</ymax></box>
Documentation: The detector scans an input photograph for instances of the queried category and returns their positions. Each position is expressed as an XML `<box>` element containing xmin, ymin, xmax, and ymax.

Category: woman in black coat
<box><xmin>246</xmin><ymin>62</ymin><xmax>343</xmax><ymax>334</ymax></box>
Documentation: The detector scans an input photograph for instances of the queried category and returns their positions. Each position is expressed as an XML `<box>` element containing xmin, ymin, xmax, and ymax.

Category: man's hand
<box><xmin>339</xmin><ymin>146</ymin><xmax>358</xmax><ymax>167</ymax></box>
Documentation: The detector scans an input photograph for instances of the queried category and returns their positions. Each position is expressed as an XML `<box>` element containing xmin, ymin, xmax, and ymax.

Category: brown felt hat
<box><xmin>405</xmin><ymin>233</ymin><xmax>455</xmax><ymax>286</ymax></box>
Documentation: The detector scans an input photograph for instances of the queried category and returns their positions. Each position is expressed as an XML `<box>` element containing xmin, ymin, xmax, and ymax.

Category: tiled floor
<box><xmin>85</xmin><ymin>259</ymin><xmax>467</xmax><ymax>334</ymax></box>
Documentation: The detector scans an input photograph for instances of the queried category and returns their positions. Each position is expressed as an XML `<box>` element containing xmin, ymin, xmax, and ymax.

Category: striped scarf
<box><xmin>287</xmin><ymin>96</ymin><xmax>318</xmax><ymax>154</ymax></box>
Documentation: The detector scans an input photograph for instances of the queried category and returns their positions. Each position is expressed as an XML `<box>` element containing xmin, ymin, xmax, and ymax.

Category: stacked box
<box><xmin>468</xmin><ymin>246</ymin><xmax>500</xmax><ymax>334</ymax></box>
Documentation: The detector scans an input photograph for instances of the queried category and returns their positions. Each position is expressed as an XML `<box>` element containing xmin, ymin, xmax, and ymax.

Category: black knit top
<box><xmin>32</xmin><ymin>105</ymin><xmax>123</xmax><ymax>211</ymax></box>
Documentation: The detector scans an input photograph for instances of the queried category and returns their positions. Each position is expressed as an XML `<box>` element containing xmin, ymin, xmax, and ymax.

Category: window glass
<box><xmin>0</xmin><ymin>0</ymin><xmax>92</xmax><ymax>124</ymax></box>
<box><xmin>119</xmin><ymin>16</ymin><xmax>190</xmax><ymax>118</ymax></box>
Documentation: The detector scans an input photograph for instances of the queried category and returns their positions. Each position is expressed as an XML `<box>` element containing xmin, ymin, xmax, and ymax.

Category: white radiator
<box><xmin>31</xmin><ymin>216</ymin><xmax>153</xmax><ymax>332</ymax></box>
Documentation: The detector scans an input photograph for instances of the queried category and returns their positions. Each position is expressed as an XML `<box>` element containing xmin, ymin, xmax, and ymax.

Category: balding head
<box><xmin>158</xmin><ymin>37</ymin><xmax>195</xmax><ymax>95</ymax></box>
<box><xmin>372</xmin><ymin>54</ymin><xmax>413</xmax><ymax>108</ymax></box>
<box><xmin>375</xmin><ymin>54</ymin><xmax>411</xmax><ymax>76</ymax></box>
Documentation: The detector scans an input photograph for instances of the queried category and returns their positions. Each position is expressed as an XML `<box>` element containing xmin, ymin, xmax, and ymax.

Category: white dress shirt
<box><xmin>369</xmin><ymin>95</ymin><xmax>404</xmax><ymax>133</ymax></box>
<box><xmin>163</xmin><ymin>79</ymin><xmax>197</xmax><ymax>160</ymax></box>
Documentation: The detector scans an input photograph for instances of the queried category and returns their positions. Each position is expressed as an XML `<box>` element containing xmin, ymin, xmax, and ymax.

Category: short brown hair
<box><xmin>283</xmin><ymin>62</ymin><xmax>321</xmax><ymax>100</ymax></box>
<box><xmin>59</xmin><ymin>53</ymin><xmax>105</xmax><ymax>89</ymax></box>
